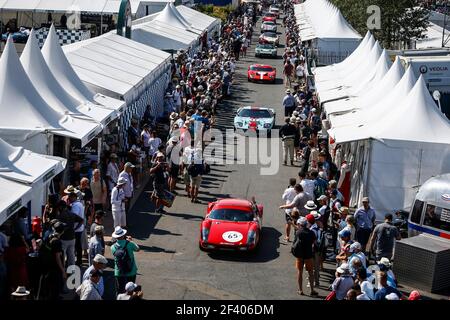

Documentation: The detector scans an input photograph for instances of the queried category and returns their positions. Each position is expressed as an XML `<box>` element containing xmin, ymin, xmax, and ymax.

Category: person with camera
<box><xmin>149</xmin><ymin>152</ymin><xmax>169</xmax><ymax>214</ymax></box>
<box><xmin>111</xmin><ymin>177</ymin><xmax>128</xmax><ymax>228</ymax></box>
<box><xmin>117</xmin><ymin>282</ymin><xmax>144</xmax><ymax>300</ymax></box>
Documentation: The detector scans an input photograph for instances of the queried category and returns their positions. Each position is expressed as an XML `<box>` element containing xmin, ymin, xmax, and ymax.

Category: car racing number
<box><xmin>222</xmin><ymin>231</ymin><xmax>243</xmax><ymax>243</ymax></box>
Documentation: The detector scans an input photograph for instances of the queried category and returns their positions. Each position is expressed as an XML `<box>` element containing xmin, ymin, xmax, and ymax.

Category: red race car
<box><xmin>199</xmin><ymin>198</ymin><xmax>263</xmax><ymax>252</ymax></box>
<box><xmin>262</xmin><ymin>13</ymin><xmax>277</xmax><ymax>22</ymax></box>
<box><xmin>247</xmin><ymin>64</ymin><xmax>276</xmax><ymax>83</ymax></box>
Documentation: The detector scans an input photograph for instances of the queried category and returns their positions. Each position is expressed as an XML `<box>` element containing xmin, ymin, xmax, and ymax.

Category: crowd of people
<box><xmin>278</xmin><ymin>0</ymin><xmax>423</xmax><ymax>300</ymax></box>
<box><xmin>0</xmin><ymin>1</ymin><xmax>261</xmax><ymax>301</ymax></box>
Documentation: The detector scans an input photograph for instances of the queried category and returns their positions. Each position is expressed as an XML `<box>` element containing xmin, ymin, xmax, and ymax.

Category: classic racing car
<box><xmin>262</xmin><ymin>13</ymin><xmax>277</xmax><ymax>23</ymax></box>
<box><xmin>247</xmin><ymin>64</ymin><xmax>276</xmax><ymax>83</ymax></box>
<box><xmin>261</xmin><ymin>21</ymin><xmax>277</xmax><ymax>33</ymax></box>
<box><xmin>255</xmin><ymin>43</ymin><xmax>277</xmax><ymax>58</ymax></box>
<box><xmin>259</xmin><ymin>32</ymin><xmax>280</xmax><ymax>46</ymax></box>
<box><xmin>233</xmin><ymin>106</ymin><xmax>275</xmax><ymax>134</ymax></box>
<box><xmin>199</xmin><ymin>198</ymin><xmax>263</xmax><ymax>252</ymax></box>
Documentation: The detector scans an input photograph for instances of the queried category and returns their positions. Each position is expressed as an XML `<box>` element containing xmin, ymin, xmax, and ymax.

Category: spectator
<box><xmin>291</xmin><ymin>217</ymin><xmax>318</xmax><ymax>296</ymax></box>
<box><xmin>111</xmin><ymin>177</ymin><xmax>127</xmax><ymax>228</ymax></box>
<box><xmin>150</xmin><ymin>152</ymin><xmax>170</xmax><ymax>214</ymax></box>
<box><xmin>106</xmin><ymin>153</ymin><xmax>120</xmax><ymax>192</ymax></box>
<box><xmin>111</xmin><ymin>227</ymin><xmax>140</xmax><ymax>294</ymax></box>
<box><xmin>4</xmin><ymin>233</ymin><xmax>29</xmax><ymax>294</ymax></box>
<box><xmin>298</xmin><ymin>171</ymin><xmax>315</xmax><ymax>198</ymax></box>
<box><xmin>331</xmin><ymin>263</ymin><xmax>354</xmax><ymax>300</ymax></box>
<box><xmin>279</xmin><ymin>184</ymin><xmax>311</xmax><ymax>216</ymax></box>
<box><xmin>76</xmin><ymin>269</ymin><xmax>103</xmax><ymax>300</ymax></box>
<box><xmin>117</xmin><ymin>282</ymin><xmax>143</xmax><ymax>300</ymax></box>
<box><xmin>89</xmin><ymin>211</ymin><xmax>105</xmax><ymax>248</ymax></box>
<box><xmin>88</xmin><ymin>226</ymin><xmax>105</xmax><ymax>266</ymax></box>
<box><xmin>367</xmin><ymin>213</ymin><xmax>401</xmax><ymax>261</ymax></box>
<box><xmin>83</xmin><ymin>254</ymin><xmax>108</xmax><ymax>298</ymax></box>
<box><xmin>354</xmin><ymin>197</ymin><xmax>376</xmax><ymax>251</ymax></box>
<box><xmin>118</xmin><ymin>162</ymin><xmax>135</xmax><ymax>217</ymax></box>
<box><xmin>374</xmin><ymin>271</ymin><xmax>405</xmax><ymax>300</ymax></box>
<box><xmin>281</xmin><ymin>178</ymin><xmax>297</xmax><ymax>242</ymax></box>
<box><xmin>356</xmin><ymin>268</ymin><xmax>374</xmax><ymax>300</ymax></box>
<box><xmin>68</xmin><ymin>192</ymin><xmax>85</xmax><ymax>266</ymax></box>
<box><xmin>91</xmin><ymin>169</ymin><xmax>107</xmax><ymax>212</ymax></box>
<box><xmin>58</xmin><ymin>200</ymin><xmax>83</xmax><ymax>268</ymax></box>
<box><xmin>279</xmin><ymin>117</ymin><xmax>297</xmax><ymax>166</ymax></box>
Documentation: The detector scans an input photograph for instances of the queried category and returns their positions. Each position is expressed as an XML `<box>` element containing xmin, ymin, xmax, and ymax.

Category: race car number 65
<box><xmin>222</xmin><ymin>231</ymin><xmax>243</xmax><ymax>242</ymax></box>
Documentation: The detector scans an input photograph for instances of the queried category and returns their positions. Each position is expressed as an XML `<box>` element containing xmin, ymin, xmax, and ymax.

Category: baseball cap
<box><xmin>305</xmin><ymin>214</ymin><xmax>315</xmax><ymax>224</ymax></box>
<box><xmin>385</xmin><ymin>293</ymin><xmax>400</xmax><ymax>300</ymax></box>
<box><xmin>408</xmin><ymin>290</ymin><xmax>421</xmax><ymax>300</ymax></box>
<box><xmin>349</xmin><ymin>242</ymin><xmax>362</xmax><ymax>253</ymax></box>
<box><xmin>125</xmin><ymin>282</ymin><xmax>137</xmax><ymax>292</ymax></box>
<box><xmin>338</xmin><ymin>229</ymin><xmax>351</xmax><ymax>239</ymax></box>
<box><xmin>362</xmin><ymin>197</ymin><xmax>370</xmax><ymax>202</ymax></box>
<box><xmin>124</xmin><ymin>162</ymin><xmax>135</xmax><ymax>168</ymax></box>
<box><xmin>297</xmin><ymin>217</ymin><xmax>308</xmax><ymax>227</ymax></box>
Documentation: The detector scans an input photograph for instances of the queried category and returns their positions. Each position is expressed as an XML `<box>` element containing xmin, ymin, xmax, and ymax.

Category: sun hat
<box><xmin>338</xmin><ymin>229</ymin><xmax>351</xmax><ymax>239</ymax></box>
<box><xmin>286</xmin><ymin>89</ymin><xmax>291</xmax><ymax>93</ymax></box>
<box><xmin>156</xmin><ymin>152</ymin><xmax>165</xmax><ymax>158</ymax></box>
<box><xmin>94</xmin><ymin>225</ymin><xmax>104</xmax><ymax>233</ymax></box>
<box><xmin>385</xmin><ymin>293</ymin><xmax>400</xmax><ymax>300</ymax></box>
<box><xmin>377</xmin><ymin>257</ymin><xmax>392</xmax><ymax>268</ymax></box>
<box><xmin>362</xmin><ymin>196</ymin><xmax>370</xmax><ymax>203</ymax></box>
<box><xmin>338</xmin><ymin>206</ymin><xmax>349</xmax><ymax>214</ymax></box>
<box><xmin>305</xmin><ymin>214</ymin><xmax>315</xmax><ymax>224</ymax></box>
<box><xmin>117</xmin><ymin>177</ymin><xmax>127</xmax><ymax>186</ymax></box>
<box><xmin>93</xmin><ymin>254</ymin><xmax>108</xmax><ymax>264</ymax></box>
<box><xmin>112</xmin><ymin>226</ymin><xmax>127</xmax><ymax>238</ymax></box>
<box><xmin>64</xmin><ymin>185</ymin><xmax>76</xmax><ymax>194</ymax></box>
<box><xmin>125</xmin><ymin>282</ymin><xmax>137</xmax><ymax>293</ymax></box>
<box><xmin>304</xmin><ymin>200</ymin><xmax>317</xmax><ymax>210</ymax></box>
<box><xmin>349</xmin><ymin>242</ymin><xmax>362</xmax><ymax>253</ymax></box>
<box><xmin>297</xmin><ymin>217</ymin><xmax>308</xmax><ymax>227</ymax></box>
<box><xmin>124</xmin><ymin>162</ymin><xmax>135</xmax><ymax>168</ymax></box>
<box><xmin>11</xmin><ymin>286</ymin><xmax>30</xmax><ymax>297</ymax></box>
<box><xmin>336</xmin><ymin>263</ymin><xmax>349</xmax><ymax>274</ymax></box>
<box><xmin>311</xmin><ymin>211</ymin><xmax>321</xmax><ymax>221</ymax></box>
<box><xmin>170</xmin><ymin>112</ymin><xmax>179</xmax><ymax>120</ymax></box>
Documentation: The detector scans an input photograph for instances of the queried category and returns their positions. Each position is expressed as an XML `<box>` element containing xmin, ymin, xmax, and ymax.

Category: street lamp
<box><xmin>432</xmin><ymin>90</ymin><xmax>442</xmax><ymax>113</ymax></box>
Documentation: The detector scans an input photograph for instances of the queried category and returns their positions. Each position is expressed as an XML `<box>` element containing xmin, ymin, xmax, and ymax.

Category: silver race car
<box><xmin>234</xmin><ymin>106</ymin><xmax>276</xmax><ymax>136</ymax></box>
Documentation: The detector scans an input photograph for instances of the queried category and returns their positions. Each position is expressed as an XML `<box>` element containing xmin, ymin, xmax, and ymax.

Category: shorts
<box><xmin>183</xmin><ymin>169</ymin><xmax>191</xmax><ymax>185</ymax></box>
<box><xmin>190</xmin><ymin>175</ymin><xmax>202</xmax><ymax>188</ymax></box>
<box><xmin>285</xmin><ymin>212</ymin><xmax>293</xmax><ymax>224</ymax></box>
<box><xmin>169</xmin><ymin>165</ymin><xmax>180</xmax><ymax>178</ymax></box>
<box><xmin>296</xmin><ymin>257</ymin><xmax>314</xmax><ymax>272</ymax></box>
<box><xmin>153</xmin><ymin>183</ymin><xmax>165</xmax><ymax>198</ymax></box>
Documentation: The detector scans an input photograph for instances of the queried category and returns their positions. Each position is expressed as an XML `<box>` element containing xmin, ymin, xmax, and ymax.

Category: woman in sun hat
<box><xmin>330</xmin><ymin>263</ymin><xmax>354</xmax><ymax>300</ymax></box>
<box><xmin>111</xmin><ymin>226</ymin><xmax>140</xmax><ymax>294</ymax></box>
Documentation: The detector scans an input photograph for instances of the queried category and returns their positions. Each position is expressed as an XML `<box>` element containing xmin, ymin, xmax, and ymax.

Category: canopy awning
<box><xmin>0</xmin><ymin>177</ymin><xmax>32</xmax><ymax>226</ymax></box>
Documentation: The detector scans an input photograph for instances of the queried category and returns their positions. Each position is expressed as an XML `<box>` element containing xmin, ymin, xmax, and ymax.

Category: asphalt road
<box><xmin>117</xmin><ymin>18</ymin><xmax>335</xmax><ymax>300</ymax></box>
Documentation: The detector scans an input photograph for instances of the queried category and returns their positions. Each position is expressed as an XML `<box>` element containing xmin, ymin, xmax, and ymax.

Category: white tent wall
<box><xmin>0</xmin><ymin>177</ymin><xmax>32</xmax><ymax>226</ymax></box>
<box><xmin>0</xmin><ymin>130</ymin><xmax>50</xmax><ymax>154</ymax></box>
<box><xmin>316</xmin><ymin>38</ymin><xmax>361</xmax><ymax>65</ymax></box>
<box><xmin>364</xmin><ymin>139</ymin><xmax>450</xmax><ymax>219</ymax></box>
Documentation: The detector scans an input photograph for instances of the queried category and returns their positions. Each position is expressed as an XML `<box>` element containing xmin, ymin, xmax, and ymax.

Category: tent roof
<box><xmin>21</xmin><ymin>29</ymin><xmax>115</xmax><ymax>127</ymax></box>
<box><xmin>153</xmin><ymin>2</ymin><xmax>201</xmax><ymax>34</ymax></box>
<box><xmin>176</xmin><ymin>4</ymin><xmax>221</xmax><ymax>33</ymax></box>
<box><xmin>416</xmin><ymin>22</ymin><xmax>448</xmax><ymax>49</ymax></box>
<box><xmin>0</xmin><ymin>137</ymin><xmax>66</xmax><ymax>185</ymax></box>
<box><xmin>0</xmin><ymin>0</ymin><xmax>144</xmax><ymax>14</ymax></box>
<box><xmin>42</xmin><ymin>25</ymin><xmax>125</xmax><ymax>113</ymax></box>
<box><xmin>0</xmin><ymin>177</ymin><xmax>32</xmax><ymax>225</ymax></box>
<box><xmin>294</xmin><ymin>0</ymin><xmax>361</xmax><ymax>41</ymax></box>
<box><xmin>62</xmin><ymin>31</ymin><xmax>171</xmax><ymax>101</ymax></box>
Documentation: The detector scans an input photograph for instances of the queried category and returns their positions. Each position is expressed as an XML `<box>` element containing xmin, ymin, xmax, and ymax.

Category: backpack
<box><xmin>113</xmin><ymin>241</ymin><xmax>133</xmax><ymax>275</ymax></box>
<box><xmin>291</xmin><ymin>232</ymin><xmax>303</xmax><ymax>258</ymax></box>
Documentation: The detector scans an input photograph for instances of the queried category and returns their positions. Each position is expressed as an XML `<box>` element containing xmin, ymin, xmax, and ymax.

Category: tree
<box><xmin>331</xmin><ymin>0</ymin><xmax>429</xmax><ymax>49</ymax></box>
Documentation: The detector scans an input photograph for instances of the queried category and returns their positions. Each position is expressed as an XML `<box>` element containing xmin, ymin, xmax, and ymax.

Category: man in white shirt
<box><xmin>111</xmin><ymin>177</ymin><xmax>127</xmax><ymax>228</ymax></box>
<box><xmin>69</xmin><ymin>192</ymin><xmax>85</xmax><ymax>267</ymax></box>
<box><xmin>106</xmin><ymin>153</ymin><xmax>119</xmax><ymax>192</ymax></box>
<box><xmin>76</xmin><ymin>269</ymin><xmax>103</xmax><ymax>300</ymax></box>
<box><xmin>83</xmin><ymin>254</ymin><xmax>107</xmax><ymax>297</ymax></box>
<box><xmin>172</xmin><ymin>85</ymin><xmax>183</xmax><ymax>113</ymax></box>
<box><xmin>298</xmin><ymin>171</ymin><xmax>315</xmax><ymax>199</ymax></box>
<box><xmin>118</xmin><ymin>162</ymin><xmax>135</xmax><ymax>217</ymax></box>
<box><xmin>281</xmin><ymin>178</ymin><xmax>297</xmax><ymax>241</ymax></box>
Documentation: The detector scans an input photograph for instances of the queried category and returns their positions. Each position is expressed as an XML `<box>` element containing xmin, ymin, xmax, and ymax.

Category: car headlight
<box><xmin>264</xmin><ymin>123</ymin><xmax>271</xmax><ymax>128</ymax></box>
<box><xmin>202</xmin><ymin>228</ymin><xmax>210</xmax><ymax>242</ymax></box>
<box><xmin>247</xmin><ymin>230</ymin><xmax>256</xmax><ymax>245</ymax></box>
<box><xmin>235</xmin><ymin>122</ymin><xmax>243</xmax><ymax>128</ymax></box>
<box><xmin>249</xmin><ymin>73</ymin><xmax>255</xmax><ymax>78</ymax></box>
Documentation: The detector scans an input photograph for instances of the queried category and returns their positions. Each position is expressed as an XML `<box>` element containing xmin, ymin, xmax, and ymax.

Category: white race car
<box><xmin>234</xmin><ymin>106</ymin><xmax>276</xmax><ymax>135</ymax></box>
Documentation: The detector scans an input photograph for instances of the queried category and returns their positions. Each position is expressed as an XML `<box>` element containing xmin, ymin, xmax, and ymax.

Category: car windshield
<box><xmin>239</xmin><ymin>109</ymin><xmax>272</xmax><ymax>118</ymax></box>
<box><xmin>264</xmin><ymin>32</ymin><xmax>276</xmax><ymax>37</ymax></box>
<box><xmin>250</xmin><ymin>66</ymin><xmax>274</xmax><ymax>72</ymax></box>
<box><xmin>263</xmin><ymin>22</ymin><xmax>275</xmax><ymax>25</ymax></box>
<box><xmin>209</xmin><ymin>208</ymin><xmax>254</xmax><ymax>222</ymax></box>
<box><xmin>265</xmin><ymin>13</ymin><xmax>275</xmax><ymax>17</ymax></box>
<box><xmin>257</xmin><ymin>43</ymin><xmax>275</xmax><ymax>49</ymax></box>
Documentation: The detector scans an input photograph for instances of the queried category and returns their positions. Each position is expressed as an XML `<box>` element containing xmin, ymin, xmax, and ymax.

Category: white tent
<box><xmin>0</xmin><ymin>38</ymin><xmax>101</xmax><ymax>150</ymax></box>
<box><xmin>323</xmin><ymin>49</ymin><xmax>391</xmax><ymax>114</ymax></box>
<box><xmin>294</xmin><ymin>0</ymin><xmax>361</xmax><ymax>64</ymax></box>
<box><xmin>0</xmin><ymin>137</ymin><xmax>66</xmax><ymax>223</ymax></box>
<box><xmin>318</xmin><ymin>42</ymin><xmax>385</xmax><ymax>105</ymax></box>
<box><xmin>21</xmin><ymin>29</ymin><xmax>118</xmax><ymax>127</ymax></box>
<box><xmin>415</xmin><ymin>22</ymin><xmax>449</xmax><ymax>49</ymax></box>
<box><xmin>62</xmin><ymin>31</ymin><xmax>171</xmax><ymax>105</ymax></box>
<box><xmin>176</xmin><ymin>4</ymin><xmax>221</xmax><ymax>35</ymax></box>
<box><xmin>41</xmin><ymin>25</ymin><xmax>126</xmax><ymax>115</ymax></box>
<box><xmin>328</xmin><ymin>57</ymin><xmax>405</xmax><ymax>128</ymax></box>
<box><xmin>331</xmin><ymin>75</ymin><xmax>450</xmax><ymax>217</ymax></box>
<box><xmin>0</xmin><ymin>177</ymin><xmax>32</xmax><ymax>226</ymax></box>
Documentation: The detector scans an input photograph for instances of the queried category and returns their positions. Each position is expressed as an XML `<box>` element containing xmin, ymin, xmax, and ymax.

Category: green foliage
<box><xmin>330</xmin><ymin>0</ymin><xmax>429</xmax><ymax>48</ymax></box>
<box><xmin>195</xmin><ymin>4</ymin><xmax>234</xmax><ymax>23</ymax></box>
